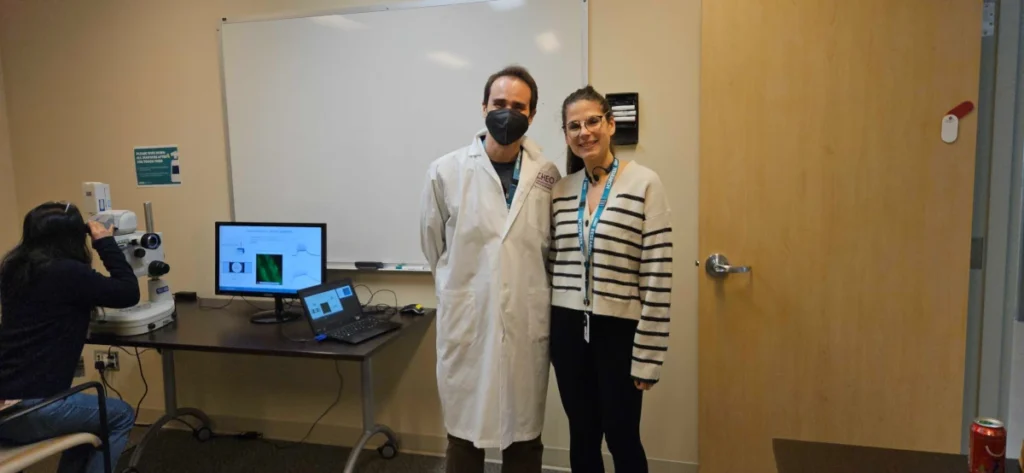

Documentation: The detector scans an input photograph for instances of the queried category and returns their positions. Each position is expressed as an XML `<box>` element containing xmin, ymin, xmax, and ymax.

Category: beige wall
<box><xmin>0</xmin><ymin>51</ymin><xmax>18</xmax><ymax>250</ymax></box>
<box><xmin>0</xmin><ymin>0</ymin><xmax>699</xmax><ymax>467</ymax></box>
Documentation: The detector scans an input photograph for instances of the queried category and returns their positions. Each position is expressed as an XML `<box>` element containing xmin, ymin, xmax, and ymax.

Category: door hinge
<box><xmin>971</xmin><ymin>237</ymin><xmax>985</xmax><ymax>270</ymax></box>
<box><xmin>983</xmin><ymin>2</ymin><xmax>996</xmax><ymax>38</ymax></box>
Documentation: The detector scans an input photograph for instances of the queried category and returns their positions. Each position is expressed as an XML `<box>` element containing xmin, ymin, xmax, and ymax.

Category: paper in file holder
<box><xmin>607</xmin><ymin>92</ymin><xmax>639</xmax><ymax>145</ymax></box>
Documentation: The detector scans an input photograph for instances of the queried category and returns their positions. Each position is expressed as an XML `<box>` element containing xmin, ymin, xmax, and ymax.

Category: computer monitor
<box><xmin>215</xmin><ymin>222</ymin><xmax>327</xmax><ymax>324</ymax></box>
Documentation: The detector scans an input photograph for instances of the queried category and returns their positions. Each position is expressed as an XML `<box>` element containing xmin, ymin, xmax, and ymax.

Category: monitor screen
<box><xmin>215</xmin><ymin>222</ymin><xmax>326</xmax><ymax>297</ymax></box>
<box><xmin>303</xmin><ymin>284</ymin><xmax>356</xmax><ymax>320</ymax></box>
<box><xmin>299</xmin><ymin>278</ymin><xmax>364</xmax><ymax>332</ymax></box>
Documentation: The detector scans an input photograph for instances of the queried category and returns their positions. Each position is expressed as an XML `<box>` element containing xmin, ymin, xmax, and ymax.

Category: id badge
<box><xmin>583</xmin><ymin>312</ymin><xmax>590</xmax><ymax>343</ymax></box>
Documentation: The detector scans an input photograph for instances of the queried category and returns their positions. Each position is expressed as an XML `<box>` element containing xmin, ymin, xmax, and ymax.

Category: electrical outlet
<box><xmin>74</xmin><ymin>356</ymin><xmax>85</xmax><ymax>378</ymax></box>
<box><xmin>93</xmin><ymin>350</ymin><xmax>119</xmax><ymax>371</ymax></box>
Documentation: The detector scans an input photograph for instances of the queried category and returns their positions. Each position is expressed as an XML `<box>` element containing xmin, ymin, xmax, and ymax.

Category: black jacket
<box><xmin>0</xmin><ymin>237</ymin><xmax>140</xmax><ymax>399</ymax></box>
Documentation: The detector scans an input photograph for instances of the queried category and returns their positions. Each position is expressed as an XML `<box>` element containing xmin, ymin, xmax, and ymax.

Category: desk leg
<box><xmin>342</xmin><ymin>357</ymin><xmax>399</xmax><ymax>473</ymax></box>
<box><xmin>124</xmin><ymin>349</ymin><xmax>213</xmax><ymax>472</ymax></box>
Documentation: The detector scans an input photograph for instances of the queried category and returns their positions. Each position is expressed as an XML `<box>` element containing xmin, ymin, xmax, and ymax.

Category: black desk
<box><xmin>87</xmin><ymin>300</ymin><xmax>435</xmax><ymax>473</ymax></box>
<box><xmin>774</xmin><ymin>438</ymin><xmax>1022</xmax><ymax>473</ymax></box>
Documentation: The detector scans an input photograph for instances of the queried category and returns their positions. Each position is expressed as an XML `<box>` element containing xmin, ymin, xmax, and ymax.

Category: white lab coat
<box><xmin>420</xmin><ymin>130</ymin><xmax>561</xmax><ymax>449</ymax></box>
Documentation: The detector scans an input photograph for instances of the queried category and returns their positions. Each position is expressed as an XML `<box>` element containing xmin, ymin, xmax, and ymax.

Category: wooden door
<box><xmin>698</xmin><ymin>1</ymin><xmax>982</xmax><ymax>472</ymax></box>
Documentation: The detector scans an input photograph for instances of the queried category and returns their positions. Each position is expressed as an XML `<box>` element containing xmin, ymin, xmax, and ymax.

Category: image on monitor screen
<box><xmin>255</xmin><ymin>254</ymin><xmax>284</xmax><ymax>285</ymax></box>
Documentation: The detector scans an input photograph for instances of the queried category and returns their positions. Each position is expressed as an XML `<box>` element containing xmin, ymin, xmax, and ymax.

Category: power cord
<box><xmin>241</xmin><ymin>296</ymin><xmax>298</xmax><ymax>311</ymax></box>
<box><xmin>354</xmin><ymin>285</ymin><xmax>400</xmax><ymax>318</ymax></box>
<box><xmin>97</xmin><ymin>368</ymin><xmax>124</xmax><ymax>401</ymax></box>
<box><xmin>106</xmin><ymin>346</ymin><xmax>150</xmax><ymax>425</ymax></box>
<box><xmin>287</xmin><ymin>360</ymin><xmax>343</xmax><ymax>447</ymax></box>
<box><xmin>131</xmin><ymin>347</ymin><xmax>148</xmax><ymax>423</ymax></box>
<box><xmin>240</xmin><ymin>360</ymin><xmax>344</xmax><ymax>450</ymax></box>
<box><xmin>199</xmin><ymin>296</ymin><xmax>235</xmax><ymax>310</ymax></box>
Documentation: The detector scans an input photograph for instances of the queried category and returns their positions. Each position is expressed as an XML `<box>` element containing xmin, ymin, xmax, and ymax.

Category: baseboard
<box><xmin>137</xmin><ymin>408</ymin><xmax>697</xmax><ymax>473</ymax></box>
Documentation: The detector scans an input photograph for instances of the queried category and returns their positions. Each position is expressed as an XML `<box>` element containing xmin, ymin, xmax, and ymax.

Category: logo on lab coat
<box><xmin>534</xmin><ymin>172</ymin><xmax>557</xmax><ymax>191</ymax></box>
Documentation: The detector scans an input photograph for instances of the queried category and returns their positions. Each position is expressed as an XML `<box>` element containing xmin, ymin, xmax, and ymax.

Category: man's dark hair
<box><xmin>482</xmin><ymin>65</ymin><xmax>539</xmax><ymax>117</ymax></box>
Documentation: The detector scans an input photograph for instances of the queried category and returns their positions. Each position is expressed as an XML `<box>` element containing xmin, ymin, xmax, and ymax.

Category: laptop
<box><xmin>297</xmin><ymin>278</ymin><xmax>401</xmax><ymax>344</ymax></box>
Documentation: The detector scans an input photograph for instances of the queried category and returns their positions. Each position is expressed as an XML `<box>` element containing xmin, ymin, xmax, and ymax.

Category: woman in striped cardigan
<box><xmin>549</xmin><ymin>86</ymin><xmax>673</xmax><ymax>473</ymax></box>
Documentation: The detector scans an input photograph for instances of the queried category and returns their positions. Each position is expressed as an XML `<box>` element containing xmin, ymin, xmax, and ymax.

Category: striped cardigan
<box><xmin>549</xmin><ymin>162</ymin><xmax>673</xmax><ymax>383</ymax></box>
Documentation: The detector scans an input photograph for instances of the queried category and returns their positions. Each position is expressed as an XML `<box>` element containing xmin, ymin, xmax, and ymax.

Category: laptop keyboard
<box><xmin>327</xmin><ymin>317</ymin><xmax>389</xmax><ymax>340</ymax></box>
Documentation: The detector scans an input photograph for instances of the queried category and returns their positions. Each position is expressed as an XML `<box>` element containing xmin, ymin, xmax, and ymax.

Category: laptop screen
<box><xmin>299</xmin><ymin>279</ymin><xmax>364</xmax><ymax>332</ymax></box>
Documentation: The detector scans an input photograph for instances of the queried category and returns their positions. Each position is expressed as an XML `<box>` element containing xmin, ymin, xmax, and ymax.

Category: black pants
<box><xmin>445</xmin><ymin>434</ymin><xmax>544</xmax><ymax>473</ymax></box>
<box><xmin>550</xmin><ymin>306</ymin><xmax>648</xmax><ymax>473</ymax></box>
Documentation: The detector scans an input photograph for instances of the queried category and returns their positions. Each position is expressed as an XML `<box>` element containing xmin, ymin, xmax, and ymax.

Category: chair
<box><xmin>0</xmin><ymin>381</ymin><xmax>113</xmax><ymax>473</ymax></box>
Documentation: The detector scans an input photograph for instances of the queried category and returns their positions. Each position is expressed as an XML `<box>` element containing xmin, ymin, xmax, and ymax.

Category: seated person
<box><xmin>0</xmin><ymin>202</ymin><xmax>140</xmax><ymax>473</ymax></box>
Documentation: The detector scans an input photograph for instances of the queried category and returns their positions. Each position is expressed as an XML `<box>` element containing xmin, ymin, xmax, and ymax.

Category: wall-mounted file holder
<box><xmin>607</xmin><ymin>92</ymin><xmax>639</xmax><ymax>145</ymax></box>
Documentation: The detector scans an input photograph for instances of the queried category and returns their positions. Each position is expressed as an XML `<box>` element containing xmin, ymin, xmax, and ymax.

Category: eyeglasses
<box><xmin>564</xmin><ymin>114</ymin><xmax>609</xmax><ymax>137</ymax></box>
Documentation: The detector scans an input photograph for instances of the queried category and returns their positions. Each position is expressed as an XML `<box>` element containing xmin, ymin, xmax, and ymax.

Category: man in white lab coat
<box><xmin>420</xmin><ymin>65</ymin><xmax>560</xmax><ymax>473</ymax></box>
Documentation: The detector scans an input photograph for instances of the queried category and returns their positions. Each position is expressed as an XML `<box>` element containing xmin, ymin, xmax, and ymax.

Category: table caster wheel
<box><xmin>194</xmin><ymin>427</ymin><xmax>214</xmax><ymax>442</ymax></box>
<box><xmin>377</xmin><ymin>442</ymin><xmax>398</xmax><ymax>460</ymax></box>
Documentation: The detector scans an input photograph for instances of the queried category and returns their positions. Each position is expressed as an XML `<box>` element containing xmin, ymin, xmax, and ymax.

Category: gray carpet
<box><xmin>25</xmin><ymin>428</ymin><xmax>558</xmax><ymax>473</ymax></box>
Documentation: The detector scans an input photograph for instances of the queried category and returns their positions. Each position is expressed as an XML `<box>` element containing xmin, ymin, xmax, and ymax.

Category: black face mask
<box><xmin>485</xmin><ymin>109</ymin><xmax>530</xmax><ymax>146</ymax></box>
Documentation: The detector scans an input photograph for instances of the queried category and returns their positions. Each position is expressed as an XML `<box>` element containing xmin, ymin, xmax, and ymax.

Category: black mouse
<box><xmin>400</xmin><ymin>304</ymin><xmax>425</xmax><ymax>315</ymax></box>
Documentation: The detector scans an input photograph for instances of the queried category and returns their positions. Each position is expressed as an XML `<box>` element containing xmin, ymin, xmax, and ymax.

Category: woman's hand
<box><xmin>634</xmin><ymin>379</ymin><xmax>654</xmax><ymax>391</ymax></box>
<box><xmin>87</xmin><ymin>220</ymin><xmax>114</xmax><ymax>241</ymax></box>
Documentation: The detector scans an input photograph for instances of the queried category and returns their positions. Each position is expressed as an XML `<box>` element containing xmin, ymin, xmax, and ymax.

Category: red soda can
<box><xmin>969</xmin><ymin>417</ymin><xmax>1006</xmax><ymax>473</ymax></box>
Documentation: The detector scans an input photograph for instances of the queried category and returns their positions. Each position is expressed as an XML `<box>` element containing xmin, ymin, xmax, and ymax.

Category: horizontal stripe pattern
<box><xmin>593</xmin><ymin>289</ymin><xmax>639</xmax><ymax>301</ymax></box>
<box><xmin>549</xmin><ymin>166</ymin><xmax>672</xmax><ymax>383</ymax></box>
<box><xmin>597</xmin><ymin>233</ymin><xmax>643</xmax><ymax>250</ymax></box>
<box><xmin>601</xmin><ymin>219</ymin><xmax>643</xmax><ymax>235</ymax></box>
<box><xmin>594</xmin><ymin>248</ymin><xmax>641</xmax><ymax>263</ymax></box>
<box><xmin>632</xmin><ymin>356</ymin><xmax>663</xmax><ymax>366</ymax></box>
<box><xmin>643</xmin><ymin>227</ymin><xmax>671</xmax><ymax>238</ymax></box>
<box><xmin>608</xmin><ymin>207</ymin><xmax>644</xmax><ymax>220</ymax></box>
<box><xmin>641</xmin><ymin>315</ymin><xmax>670</xmax><ymax>323</ymax></box>
<box><xmin>595</xmin><ymin>276</ymin><xmax>638</xmax><ymax>287</ymax></box>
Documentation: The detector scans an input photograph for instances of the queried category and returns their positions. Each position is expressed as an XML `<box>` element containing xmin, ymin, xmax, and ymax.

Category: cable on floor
<box><xmin>246</xmin><ymin>360</ymin><xmax>344</xmax><ymax>450</ymax></box>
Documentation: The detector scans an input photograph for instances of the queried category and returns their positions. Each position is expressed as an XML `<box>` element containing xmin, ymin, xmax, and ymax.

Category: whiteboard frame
<box><xmin>220</xmin><ymin>0</ymin><xmax>491</xmax><ymax>25</ymax></box>
<box><xmin>216</xmin><ymin>0</ymin><xmax>590</xmax><ymax>271</ymax></box>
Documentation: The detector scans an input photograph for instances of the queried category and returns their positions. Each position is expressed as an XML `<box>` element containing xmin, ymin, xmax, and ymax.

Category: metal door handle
<box><xmin>705</xmin><ymin>254</ymin><xmax>751</xmax><ymax>277</ymax></box>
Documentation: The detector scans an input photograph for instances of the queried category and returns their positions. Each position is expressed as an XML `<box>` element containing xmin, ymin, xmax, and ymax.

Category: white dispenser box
<box><xmin>81</xmin><ymin>182</ymin><xmax>111</xmax><ymax>217</ymax></box>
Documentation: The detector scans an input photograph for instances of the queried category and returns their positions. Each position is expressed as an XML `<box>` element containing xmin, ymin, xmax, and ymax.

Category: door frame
<box><xmin>967</xmin><ymin>0</ymin><xmax>1024</xmax><ymax>453</ymax></box>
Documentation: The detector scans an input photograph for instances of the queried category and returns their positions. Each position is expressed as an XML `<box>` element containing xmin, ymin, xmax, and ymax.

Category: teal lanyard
<box><xmin>577</xmin><ymin>158</ymin><xmax>619</xmax><ymax>306</ymax></box>
<box><xmin>505</xmin><ymin>151</ymin><xmax>522</xmax><ymax>209</ymax></box>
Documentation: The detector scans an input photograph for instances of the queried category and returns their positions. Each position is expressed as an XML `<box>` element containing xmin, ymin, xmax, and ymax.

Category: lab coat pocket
<box><xmin>527</xmin><ymin>287</ymin><xmax>551</xmax><ymax>343</ymax></box>
<box><xmin>437</xmin><ymin>289</ymin><xmax>477</xmax><ymax>345</ymax></box>
<box><xmin>436</xmin><ymin>289</ymin><xmax>480</xmax><ymax>397</ymax></box>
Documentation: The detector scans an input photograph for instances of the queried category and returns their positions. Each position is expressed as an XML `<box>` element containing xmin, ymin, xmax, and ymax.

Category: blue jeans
<box><xmin>0</xmin><ymin>393</ymin><xmax>134</xmax><ymax>473</ymax></box>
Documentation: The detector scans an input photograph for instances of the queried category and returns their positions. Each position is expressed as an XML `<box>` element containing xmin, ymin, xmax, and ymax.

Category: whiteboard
<box><xmin>221</xmin><ymin>0</ymin><xmax>587</xmax><ymax>268</ymax></box>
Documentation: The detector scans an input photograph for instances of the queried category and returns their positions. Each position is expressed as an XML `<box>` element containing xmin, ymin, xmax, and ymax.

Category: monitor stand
<box><xmin>249</xmin><ymin>296</ymin><xmax>303</xmax><ymax>324</ymax></box>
